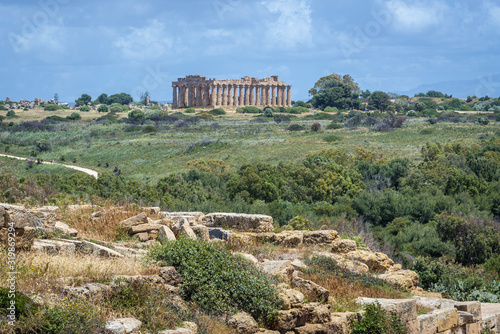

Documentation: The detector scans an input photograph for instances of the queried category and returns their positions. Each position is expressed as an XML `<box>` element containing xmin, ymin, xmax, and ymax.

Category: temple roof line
<box><xmin>172</xmin><ymin>75</ymin><xmax>290</xmax><ymax>86</ymax></box>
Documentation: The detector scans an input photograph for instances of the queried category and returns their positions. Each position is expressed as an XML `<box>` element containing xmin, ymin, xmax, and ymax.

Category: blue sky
<box><xmin>1</xmin><ymin>0</ymin><xmax>499</xmax><ymax>103</ymax></box>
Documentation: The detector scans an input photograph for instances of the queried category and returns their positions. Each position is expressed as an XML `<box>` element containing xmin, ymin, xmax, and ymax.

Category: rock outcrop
<box><xmin>202</xmin><ymin>213</ymin><xmax>274</xmax><ymax>232</ymax></box>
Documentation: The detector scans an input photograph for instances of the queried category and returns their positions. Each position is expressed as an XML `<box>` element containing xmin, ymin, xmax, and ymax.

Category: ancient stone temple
<box><xmin>172</xmin><ymin>75</ymin><xmax>292</xmax><ymax>109</ymax></box>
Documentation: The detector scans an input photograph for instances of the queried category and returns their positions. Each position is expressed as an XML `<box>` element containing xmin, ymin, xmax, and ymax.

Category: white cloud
<box><xmin>8</xmin><ymin>24</ymin><xmax>65</xmax><ymax>55</ymax></box>
<box><xmin>384</xmin><ymin>0</ymin><xmax>446</xmax><ymax>33</ymax></box>
<box><xmin>486</xmin><ymin>2</ymin><xmax>500</xmax><ymax>26</ymax></box>
<box><xmin>113</xmin><ymin>20</ymin><xmax>175</xmax><ymax>60</ymax></box>
<box><xmin>261</xmin><ymin>0</ymin><xmax>313</xmax><ymax>49</ymax></box>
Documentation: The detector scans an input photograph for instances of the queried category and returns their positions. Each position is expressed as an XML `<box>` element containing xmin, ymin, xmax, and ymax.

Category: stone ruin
<box><xmin>172</xmin><ymin>75</ymin><xmax>292</xmax><ymax>109</ymax></box>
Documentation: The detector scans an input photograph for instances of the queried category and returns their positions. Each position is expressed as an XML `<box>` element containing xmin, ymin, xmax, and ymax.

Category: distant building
<box><xmin>171</xmin><ymin>75</ymin><xmax>292</xmax><ymax>109</ymax></box>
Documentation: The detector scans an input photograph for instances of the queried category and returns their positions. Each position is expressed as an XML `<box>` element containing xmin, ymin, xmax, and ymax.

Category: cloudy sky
<box><xmin>1</xmin><ymin>0</ymin><xmax>499</xmax><ymax>103</ymax></box>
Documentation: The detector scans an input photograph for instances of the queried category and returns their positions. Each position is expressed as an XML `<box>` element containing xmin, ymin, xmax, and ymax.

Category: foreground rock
<box><xmin>202</xmin><ymin>213</ymin><xmax>274</xmax><ymax>232</ymax></box>
<box><xmin>228</xmin><ymin>312</ymin><xmax>259</xmax><ymax>334</ymax></box>
<box><xmin>105</xmin><ymin>318</ymin><xmax>142</xmax><ymax>334</ymax></box>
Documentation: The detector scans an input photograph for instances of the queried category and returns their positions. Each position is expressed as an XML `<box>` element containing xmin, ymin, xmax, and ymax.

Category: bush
<box><xmin>43</xmin><ymin>104</ymin><xmax>57</xmax><ymax>111</ymax></box>
<box><xmin>324</xmin><ymin>135</ymin><xmax>342</xmax><ymax>143</ymax></box>
<box><xmin>97</xmin><ymin>104</ymin><xmax>108</xmax><ymax>113</ymax></box>
<box><xmin>143</xmin><ymin>125</ymin><xmax>157</xmax><ymax>133</ymax></box>
<box><xmin>128</xmin><ymin>109</ymin><xmax>145</xmax><ymax>121</ymax></box>
<box><xmin>208</xmin><ymin>108</ymin><xmax>226</xmax><ymax>116</ymax></box>
<box><xmin>148</xmin><ymin>238</ymin><xmax>281</xmax><ymax>322</ymax></box>
<box><xmin>287</xmin><ymin>124</ymin><xmax>305</xmax><ymax>131</ymax></box>
<box><xmin>311</xmin><ymin>122</ymin><xmax>321</xmax><ymax>131</ymax></box>
<box><xmin>286</xmin><ymin>106</ymin><xmax>308</xmax><ymax>114</ymax></box>
<box><xmin>263</xmin><ymin>108</ymin><xmax>274</xmax><ymax>118</ymax></box>
<box><xmin>324</xmin><ymin>106</ymin><xmax>340</xmax><ymax>113</ymax></box>
<box><xmin>185</xmin><ymin>108</ymin><xmax>196</xmax><ymax>113</ymax></box>
<box><xmin>79</xmin><ymin>105</ymin><xmax>90</xmax><ymax>112</ymax></box>
<box><xmin>0</xmin><ymin>287</ymin><xmax>38</xmax><ymax>318</ymax></box>
<box><xmin>6</xmin><ymin>109</ymin><xmax>17</xmax><ymax>117</ymax></box>
<box><xmin>35</xmin><ymin>139</ymin><xmax>51</xmax><ymax>152</ymax></box>
<box><xmin>236</xmin><ymin>106</ymin><xmax>261</xmax><ymax>114</ymax></box>
<box><xmin>327</xmin><ymin>122</ymin><xmax>343</xmax><ymax>130</ymax></box>
<box><xmin>352</xmin><ymin>302</ymin><xmax>408</xmax><ymax>334</ymax></box>
<box><xmin>67</xmin><ymin>112</ymin><xmax>81</xmax><ymax>120</ymax></box>
<box><xmin>198</xmin><ymin>112</ymin><xmax>214</xmax><ymax>119</ymax></box>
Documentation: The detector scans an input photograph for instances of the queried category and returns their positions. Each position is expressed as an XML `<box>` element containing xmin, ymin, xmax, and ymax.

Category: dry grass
<box><xmin>61</xmin><ymin>203</ymin><xmax>159</xmax><ymax>241</ymax></box>
<box><xmin>0</xmin><ymin>250</ymin><xmax>157</xmax><ymax>294</ymax></box>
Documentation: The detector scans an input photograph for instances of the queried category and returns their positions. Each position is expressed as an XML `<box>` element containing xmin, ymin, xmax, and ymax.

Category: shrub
<box><xmin>79</xmin><ymin>105</ymin><xmax>90</xmax><ymax>112</ymax></box>
<box><xmin>287</xmin><ymin>124</ymin><xmax>305</xmax><ymax>131</ymax></box>
<box><xmin>263</xmin><ymin>108</ymin><xmax>274</xmax><ymax>118</ymax></box>
<box><xmin>6</xmin><ymin>109</ymin><xmax>16</xmax><ymax>117</ymax></box>
<box><xmin>208</xmin><ymin>108</ymin><xmax>226</xmax><ymax>116</ymax></box>
<box><xmin>407</xmin><ymin>110</ymin><xmax>417</xmax><ymax>117</ymax></box>
<box><xmin>67</xmin><ymin>112</ymin><xmax>81</xmax><ymax>120</ymax></box>
<box><xmin>287</xmin><ymin>106</ymin><xmax>308</xmax><ymax>114</ymax></box>
<box><xmin>311</xmin><ymin>122</ymin><xmax>321</xmax><ymax>131</ymax></box>
<box><xmin>185</xmin><ymin>108</ymin><xmax>196</xmax><ymax>113</ymax></box>
<box><xmin>236</xmin><ymin>106</ymin><xmax>261</xmax><ymax>114</ymax></box>
<box><xmin>143</xmin><ymin>125</ymin><xmax>157</xmax><ymax>133</ymax></box>
<box><xmin>324</xmin><ymin>106</ymin><xmax>340</xmax><ymax>113</ymax></box>
<box><xmin>198</xmin><ymin>113</ymin><xmax>214</xmax><ymax>119</ymax></box>
<box><xmin>324</xmin><ymin>135</ymin><xmax>342</xmax><ymax>143</ymax></box>
<box><xmin>97</xmin><ymin>104</ymin><xmax>108</xmax><ymax>113</ymax></box>
<box><xmin>43</xmin><ymin>104</ymin><xmax>57</xmax><ymax>111</ymax></box>
<box><xmin>0</xmin><ymin>287</ymin><xmax>38</xmax><ymax>318</ymax></box>
<box><xmin>35</xmin><ymin>139</ymin><xmax>51</xmax><ymax>152</ymax></box>
<box><xmin>327</xmin><ymin>122</ymin><xmax>343</xmax><ymax>130</ymax></box>
<box><xmin>128</xmin><ymin>109</ymin><xmax>145</xmax><ymax>121</ymax></box>
<box><xmin>148</xmin><ymin>238</ymin><xmax>281</xmax><ymax>322</ymax></box>
<box><xmin>351</xmin><ymin>302</ymin><xmax>408</xmax><ymax>334</ymax></box>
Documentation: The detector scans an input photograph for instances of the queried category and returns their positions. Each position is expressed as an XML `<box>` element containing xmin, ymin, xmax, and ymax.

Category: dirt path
<box><xmin>0</xmin><ymin>154</ymin><xmax>99</xmax><ymax>179</ymax></box>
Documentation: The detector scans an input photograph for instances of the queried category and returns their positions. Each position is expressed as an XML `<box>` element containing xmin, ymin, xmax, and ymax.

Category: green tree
<box><xmin>309</xmin><ymin>73</ymin><xmax>361</xmax><ymax>96</ymax></box>
<box><xmin>369</xmin><ymin>91</ymin><xmax>392</xmax><ymax>112</ymax></box>
<box><xmin>54</xmin><ymin>93</ymin><xmax>59</xmax><ymax>102</ymax></box>
<box><xmin>107</xmin><ymin>93</ymin><xmax>133</xmax><ymax>105</ymax></box>
<box><xmin>75</xmin><ymin>94</ymin><xmax>92</xmax><ymax>107</ymax></box>
<box><xmin>128</xmin><ymin>109</ymin><xmax>145</xmax><ymax>121</ymax></box>
<box><xmin>140</xmin><ymin>91</ymin><xmax>150</xmax><ymax>105</ymax></box>
<box><xmin>96</xmin><ymin>93</ymin><xmax>109</xmax><ymax>104</ymax></box>
<box><xmin>98</xmin><ymin>104</ymin><xmax>109</xmax><ymax>113</ymax></box>
<box><xmin>80</xmin><ymin>105</ymin><xmax>90</xmax><ymax>112</ymax></box>
<box><xmin>67</xmin><ymin>112</ymin><xmax>81</xmax><ymax>120</ymax></box>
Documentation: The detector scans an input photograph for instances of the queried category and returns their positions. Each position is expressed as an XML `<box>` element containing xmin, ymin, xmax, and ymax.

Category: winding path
<box><xmin>0</xmin><ymin>154</ymin><xmax>99</xmax><ymax>179</ymax></box>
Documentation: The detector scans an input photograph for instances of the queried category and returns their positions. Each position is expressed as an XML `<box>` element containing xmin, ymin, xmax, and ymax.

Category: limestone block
<box><xmin>143</xmin><ymin>207</ymin><xmax>161</xmax><ymax>215</ymax></box>
<box><xmin>345</xmin><ymin>250</ymin><xmax>394</xmax><ymax>273</ymax></box>
<box><xmin>158</xmin><ymin>329</ymin><xmax>195</xmax><ymax>334</ymax></box>
<box><xmin>191</xmin><ymin>224</ymin><xmax>210</xmax><ymax>241</ymax></box>
<box><xmin>356</xmin><ymin>298</ymin><xmax>417</xmax><ymax>324</ymax></box>
<box><xmin>128</xmin><ymin>223</ymin><xmax>164</xmax><ymax>235</ymax></box>
<box><xmin>0</xmin><ymin>227</ymin><xmax>35</xmax><ymax>250</ymax></box>
<box><xmin>259</xmin><ymin>260</ymin><xmax>293</xmax><ymax>277</ymax></box>
<box><xmin>119</xmin><ymin>213</ymin><xmax>148</xmax><ymax>228</ymax></box>
<box><xmin>235</xmin><ymin>252</ymin><xmax>259</xmax><ymax>265</ymax></box>
<box><xmin>105</xmin><ymin>317</ymin><xmax>142</xmax><ymax>334</ymax></box>
<box><xmin>328</xmin><ymin>316</ymin><xmax>350</xmax><ymax>334</ymax></box>
<box><xmin>376</xmin><ymin>269</ymin><xmax>419</xmax><ymax>290</ymax></box>
<box><xmin>201</xmin><ymin>213</ymin><xmax>274</xmax><ymax>232</ymax></box>
<box><xmin>455</xmin><ymin>301</ymin><xmax>481</xmax><ymax>322</ymax></box>
<box><xmin>66</xmin><ymin>204</ymin><xmax>94</xmax><ymax>212</ymax></box>
<box><xmin>229</xmin><ymin>233</ymin><xmax>253</xmax><ymax>247</ymax></box>
<box><xmin>27</xmin><ymin>206</ymin><xmax>61</xmax><ymax>229</ymax></box>
<box><xmin>293</xmin><ymin>324</ymin><xmax>328</xmax><ymax>334</ymax></box>
<box><xmin>153</xmin><ymin>218</ymin><xmax>176</xmax><ymax>229</ymax></box>
<box><xmin>1</xmin><ymin>203</ymin><xmax>27</xmax><ymax>228</ymax></box>
<box><xmin>433</xmin><ymin>308</ymin><xmax>458</xmax><ymax>332</ymax></box>
<box><xmin>458</xmin><ymin>311</ymin><xmax>475</xmax><ymax>325</ymax></box>
<box><xmin>32</xmin><ymin>240</ymin><xmax>58</xmax><ymax>253</ymax></box>
<box><xmin>274</xmin><ymin>308</ymin><xmax>310</xmax><ymax>332</ymax></box>
<box><xmin>331</xmin><ymin>238</ymin><xmax>357</xmax><ymax>253</ymax></box>
<box><xmin>228</xmin><ymin>312</ymin><xmax>258</xmax><ymax>334</ymax></box>
<box><xmin>82</xmin><ymin>240</ymin><xmax>124</xmax><ymax>257</ymax></box>
<box><xmin>303</xmin><ymin>230</ymin><xmax>339</xmax><ymax>245</ymax></box>
<box><xmin>158</xmin><ymin>226</ymin><xmax>176</xmax><ymax>242</ymax></box>
<box><xmin>159</xmin><ymin>267</ymin><xmax>181</xmax><ymax>286</ymax></box>
<box><xmin>54</xmin><ymin>221</ymin><xmax>78</xmax><ymax>237</ymax></box>
<box><xmin>291</xmin><ymin>276</ymin><xmax>330</xmax><ymax>303</ymax></box>
<box><xmin>134</xmin><ymin>232</ymin><xmax>150</xmax><ymax>242</ymax></box>
<box><xmin>63</xmin><ymin>283</ymin><xmax>111</xmax><ymax>300</ymax></box>
<box><xmin>281</xmin><ymin>288</ymin><xmax>305</xmax><ymax>308</ymax></box>
<box><xmin>171</xmin><ymin>220</ymin><xmax>196</xmax><ymax>239</ymax></box>
<box><xmin>305</xmin><ymin>302</ymin><xmax>331</xmax><ymax>324</ymax></box>
<box><xmin>418</xmin><ymin>313</ymin><xmax>437</xmax><ymax>334</ymax></box>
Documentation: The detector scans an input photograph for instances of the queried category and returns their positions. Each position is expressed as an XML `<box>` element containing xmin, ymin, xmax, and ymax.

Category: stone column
<box><xmin>216</xmin><ymin>84</ymin><xmax>222</xmax><ymax>107</ymax></box>
<box><xmin>210</xmin><ymin>85</ymin><xmax>216</xmax><ymax>107</ymax></box>
<box><xmin>249</xmin><ymin>85</ymin><xmax>255</xmax><ymax>106</ymax></box>
<box><xmin>196</xmin><ymin>85</ymin><xmax>202</xmax><ymax>107</ymax></box>
<box><xmin>238</xmin><ymin>85</ymin><xmax>243</xmax><ymax>106</ymax></box>
<box><xmin>172</xmin><ymin>86</ymin><xmax>178</xmax><ymax>109</ymax></box>
<box><xmin>281</xmin><ymin>86</ymin><xmax>286</xmax><ymax>106</ymax></box>
<box><xmin>244</xmin><ymin>85</ymin><xmax>250</xmax><ymax>105</ymax></box>
<box><xmin>287</xmin><ymin>86</ymin><xmax>292</xmax><ymax>107</ymax></box>
<box><xmin>263</xmin><ymin>86</ymin><xmax>269</xmax><ymax>105</ymax></box>
<box><xmin>205</xmin><ymin>85</ymin><xmax>210</xmax><ymax>106</ymax></box>
<box><xmin>271</xmin><ymin>86</ymin><xmax>276</xmax><ymax>106</ymax></box>
<box><xmin>277</xmin><ymin>86</ymin><xmax>282</xmax><ymax>107</ymax></box>
<box><xmin>233</xmin><ymin>85</ymin><xmax>238</xmax><ymax>106</ymax></box>
<box><xmin>228</xmin><ymin>85</ymin><xmax>233</xmax><ymax>107</ymax></box>
<box><xmin>255</xmin><ymin>86</ymin><xmax>261</xmax><ymax>106</ymax></box>
<box><xmin>183</xmin><ymin>86</ymin><xmax>188</xmax><ymax>108</ymax></box>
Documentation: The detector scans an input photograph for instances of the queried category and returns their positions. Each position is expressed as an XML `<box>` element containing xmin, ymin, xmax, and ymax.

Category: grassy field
<box><xmin>1</xmin><ymin>109</ymin><xmax>499</xmax><ymax>182</ymax></box>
